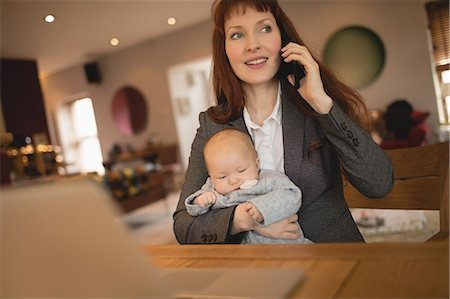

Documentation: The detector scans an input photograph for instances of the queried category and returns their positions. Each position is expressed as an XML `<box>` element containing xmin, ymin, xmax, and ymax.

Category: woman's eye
<box><xmin>230</xmin><ymin>32</ymin><xmax>243</xmax><ymax>40</ymax></box>
<box><xmin>261</xmin><ymin>25</ymin><xmax>272</xmax><ymax>33</ymax></box>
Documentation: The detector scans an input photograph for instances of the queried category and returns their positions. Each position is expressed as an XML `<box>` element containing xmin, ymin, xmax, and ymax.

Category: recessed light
<box><xmin>110</xmin><ymin>38</ymin><xmax>119</xmax><ymax>46</ymax></box>
<box><xmin>44</xmin><ymin>14</ymin><xmax>55</xmax><ymax>23</ymax></box>
<box><xmin>167</xmin><ymin>17</ymin><xmax>176</xmax><ymax>25</ymax></box>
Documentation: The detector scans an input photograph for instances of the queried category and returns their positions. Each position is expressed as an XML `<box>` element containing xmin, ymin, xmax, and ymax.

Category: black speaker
<box><xmin>84</xmin><ymin>62</ymin><xmax>102</xmax><ymax>84</ymax></box>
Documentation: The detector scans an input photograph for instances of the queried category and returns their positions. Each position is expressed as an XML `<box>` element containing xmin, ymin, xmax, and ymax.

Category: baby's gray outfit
<box><xmin>185</xmin><ymin>169</ymin><xmax>312</xmax><ymax>244</ymax></box>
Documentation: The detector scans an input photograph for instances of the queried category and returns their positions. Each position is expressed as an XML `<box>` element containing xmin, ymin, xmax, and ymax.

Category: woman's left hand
<box><xmin>281</xmin><ymin>42</ymin><xmax>333</xmax><ymax>114</ymax></box>
<box><xmin>253</xmin><ymin>214</ymin><xmax>300</xmax><ymax>240</ymax></box>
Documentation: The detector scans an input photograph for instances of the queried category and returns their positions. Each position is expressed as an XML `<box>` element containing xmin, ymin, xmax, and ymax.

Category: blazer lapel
<box><xmin>281</xmin><ymin>83</ymin><xmax>306</xmax><ymax>185</ymax></box>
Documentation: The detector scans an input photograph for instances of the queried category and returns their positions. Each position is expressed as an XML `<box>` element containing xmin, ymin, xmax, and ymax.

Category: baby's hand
<box><xmin>247</xmin><ymin>203</ymin><xmax>264</xmax><ymax>224</ymax></box>
<box><xmin>193</xmin><ymin>192</ymin><xmax>217</xmax><ymax>208</ymax></box>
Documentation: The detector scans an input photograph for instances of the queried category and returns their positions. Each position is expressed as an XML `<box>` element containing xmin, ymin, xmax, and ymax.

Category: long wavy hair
<box><xmin>208</xmin><ymin>0</ymin><xmax>371</xmax><ymax>133</ymax></box>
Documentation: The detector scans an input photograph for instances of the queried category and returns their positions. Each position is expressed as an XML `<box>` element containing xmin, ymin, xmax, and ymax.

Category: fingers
<box><xmin>247</xmin><ymin>205</ymin><xmax>264</xmax><ymax>224</ymax></box>
<box><xmin>252</xmin><ymin>213</ymin><xmax>300</xmax><ymax>240</ymax></box>
<box><xmin>281</xmin><ymin>42</ymin><xmax>309</xmax><ymax>57</ymax></box>
<box><xmin>281</xmin><ymin>216</ymin><xmax>300</xmax><ymax>239</ymax></box>
<box><xmin>281</xmin><ymin>43</ymin><xmax>309</xmax><ymax>62</ymax></box>
<box><xmin>204</xmin><ymin>193</ymin><xmax>216</xmax><ymax>206</ymax></box>
<box><xmin>281</xmin><ymin>218</ymin><xmax>300</xmax><ymax>239</ymax></box>
<box><xmin>233</xmin><ymin>203</ymin><xmax>258</xmax><ymax>233</ymax></box>
<box><xmin>288</xmin><ymin>214</ymin><xmax>298</xmax><ymax>223</ymax></box>
<box><xmin>281</xmin><ymin>42</ymin><xmax>318</xmax><ymax>74</ymax></box>
<box><xmin>197</xmin><ymin>192</ymin><xmax>216</xmax><ymax>207</ymax></box>
<box><xmin>281</xmin><ymin>230</ymin><xmax>301</xmax><ymax>240</ymax></box>
<box><xmin>250</xmin><ymin>213</ymin><xmax>264</xmax><ymax>224</ymax></box>
<box><xmin>241</xmin><ymin>201</ymin><xmax>255</xmax><ymax>212</ymax></box>
<box><xmin>281</xmin><ymin>43</ymin><xmax>331</xmax><ymax>114</ymax></box>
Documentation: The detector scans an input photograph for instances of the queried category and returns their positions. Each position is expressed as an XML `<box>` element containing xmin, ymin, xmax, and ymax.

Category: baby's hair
<box><xmin>204</xmin><ymin>128</ymin><xmax>254</xmax><ymax>151</ymax></box>
<box><xmin>204</xmin><ymin>129</ymin><xmax>257</xmax><ymax>167</ymax></box>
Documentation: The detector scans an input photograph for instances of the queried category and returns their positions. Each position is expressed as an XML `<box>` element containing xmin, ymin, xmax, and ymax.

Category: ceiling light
<box><xmin>44</xmin><ymin>14</ymin><xmax>55</xmax><ymax>23</ymax></box>
<box><xmin>110</xmin><ymin>38</ymin><xmax>119</xmax><ymax>46</ymax></box>
<box><xmin>167</xmin><ymin>17</ymin><xmax>176</xmax><ymax>25</ymax></box>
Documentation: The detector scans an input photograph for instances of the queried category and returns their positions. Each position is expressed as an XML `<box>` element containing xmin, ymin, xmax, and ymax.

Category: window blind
<box><xmin>425</xmin><ymin>0</ymin><xmax>449</xmax><ymax>66</ymax></box>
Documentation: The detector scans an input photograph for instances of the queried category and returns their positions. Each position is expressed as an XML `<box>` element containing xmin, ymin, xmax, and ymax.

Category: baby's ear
<box><xmin>256</xmin><ymin>157</ymin><xmax>260</xmax><ymax>168</ymax></box>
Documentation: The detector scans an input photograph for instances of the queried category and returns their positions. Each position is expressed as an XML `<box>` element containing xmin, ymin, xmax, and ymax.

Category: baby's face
<box><xmin>207</xmin><ymin>149</ymin><xmax>259</xmax><ymax>195</ymax></box>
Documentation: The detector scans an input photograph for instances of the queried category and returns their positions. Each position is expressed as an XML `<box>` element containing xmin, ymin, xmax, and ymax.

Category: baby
<box><xmin>184</xmin><ymin>128</ymin><xmax>311</xmax><ymax>244</ymax></box>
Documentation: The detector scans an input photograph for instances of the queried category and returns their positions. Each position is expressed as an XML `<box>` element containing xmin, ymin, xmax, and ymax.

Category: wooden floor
<box><xmin>120</xmin><ymin>191</ymin><xmax>440</xmax><ymax>245</ymax></box>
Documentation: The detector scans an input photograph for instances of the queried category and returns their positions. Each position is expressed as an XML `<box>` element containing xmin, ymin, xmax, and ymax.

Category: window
<box><xmin>58</xmin><ymin>97</ymin><xmax>104</xmax><ymax>175</ymax></box>
<box><xmin>425</xmin><ymin>0</ymin><xmax>450</xmax><ymax>125</ymax></box>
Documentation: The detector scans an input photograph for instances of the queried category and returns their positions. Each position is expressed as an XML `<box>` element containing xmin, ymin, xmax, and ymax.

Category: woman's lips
<box><xmin>245</xmin><ymin>57</ymin><xmax>268</xmax><ymax>69</ymax></box>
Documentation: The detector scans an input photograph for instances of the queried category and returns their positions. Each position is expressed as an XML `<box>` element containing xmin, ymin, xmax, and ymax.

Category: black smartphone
<box><xmin>288</xmin><ymin>61</ymin><xmax>305</xmax><ymax>89</ymax></box>
<box><xmin>280</xmin><ymin>60</ymin><xmax>305</xmax><ymax>89</ymax></box>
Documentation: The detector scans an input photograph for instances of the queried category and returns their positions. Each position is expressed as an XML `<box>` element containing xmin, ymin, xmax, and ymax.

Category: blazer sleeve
<box><xmin>172</xmin><ymin>112</ymin><xmax>245</xmax><ymax>244</ymax></box>
<box><xmin>316</xmin><ymin>103</ymin><xmax>393</xmax><ymax>198</ymax></box>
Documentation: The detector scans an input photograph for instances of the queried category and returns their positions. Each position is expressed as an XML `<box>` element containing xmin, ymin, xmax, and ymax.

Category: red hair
<box><xmin>208</xmin><ymin>0</ymin><xmax>371</xmax><ymax>132</ymax></box>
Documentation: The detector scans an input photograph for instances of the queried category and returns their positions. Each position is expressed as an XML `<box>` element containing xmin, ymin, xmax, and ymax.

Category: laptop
<box><xmin>1</xmin><ymin>176</ymin><xmax>304</xmax><ymax>299</ymax></box>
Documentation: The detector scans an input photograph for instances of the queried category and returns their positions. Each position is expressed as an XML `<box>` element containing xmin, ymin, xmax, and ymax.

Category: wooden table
<box><xmin>144</xmin><ymin>241</ymin><xmax>449</xmax><ymax>298</ymax></box>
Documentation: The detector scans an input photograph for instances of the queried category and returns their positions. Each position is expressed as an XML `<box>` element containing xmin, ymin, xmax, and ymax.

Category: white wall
<box><xmin>41</xmin><ymin>21</ymin><xmax>212</xmax><ymax>160</ymax></box>
<box><xmin>282</xmin><ymin>0</ymin><xmax>437</xmax><ymax>132</ymax></box>
<box><xmin>40</xmin><ymin>0</ymin><xmax>439</xmax><ymax>163</ymax></box>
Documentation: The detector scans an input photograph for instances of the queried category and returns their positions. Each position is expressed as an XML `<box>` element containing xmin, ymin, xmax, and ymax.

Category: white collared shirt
<box><xmin>243</xmin><ymin>84</ymin><xmax>284</xmax><ymax>173</ymax></box>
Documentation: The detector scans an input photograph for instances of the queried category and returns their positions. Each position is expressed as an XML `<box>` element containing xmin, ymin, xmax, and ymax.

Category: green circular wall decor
<box><xmin>323</xmin><ymin>26</ymin><xmax>385</xmax><ymax>89</ymax></box>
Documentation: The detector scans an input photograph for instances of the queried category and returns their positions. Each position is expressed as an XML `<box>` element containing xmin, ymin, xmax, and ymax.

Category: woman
<box><xmin>173</xmin><ymin>0</ymin><xmax>393</xmax><ymax>244</ymax></box>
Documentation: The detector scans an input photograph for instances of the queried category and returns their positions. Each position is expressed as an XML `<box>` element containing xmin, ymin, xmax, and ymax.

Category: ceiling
<box><xmin>1</xmin><ymin>0</ymin><xmax>213</xmax><ymax>78</ymax></box>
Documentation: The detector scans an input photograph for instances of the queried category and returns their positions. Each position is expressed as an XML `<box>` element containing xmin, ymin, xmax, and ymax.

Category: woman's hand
<box><xmin>247</xmin><ymin>202</ymin><xmax>264</xmax><ymax>224</ymax></box>
<box><xmin>281</xmin><ymin>42</ymin><xmax>333</xmax><ymax>114</ymax></box>
<box><xmin>231</xmin><ymin>202</ymin><xmax>300</xmax><ymax>240</ymax></box>
<box><xmin>253</xmin><ymin>214</ymin><xmax>301</xmax><ymax>240</ymax></box>
<box><xmin>230</xmin><ymin>202</ymin><xmax>258</xmax><ymax>235</ymax></box>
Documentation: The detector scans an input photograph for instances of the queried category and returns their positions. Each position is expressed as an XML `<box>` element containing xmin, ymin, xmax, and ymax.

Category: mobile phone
<box><xmin>280</xmin><ymin>60</ymin><xmax>305</xmax><ymax>89</ymax></box>
<box><xmin>288</xmin><ymin>61</ymin><xmax>305</xmax><ymax>89</ymax></box>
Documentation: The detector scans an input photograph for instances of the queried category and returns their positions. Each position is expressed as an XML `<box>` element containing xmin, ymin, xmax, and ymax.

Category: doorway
<box><xmin>167</xmin><ymin>56</ymin><xmax>213</xmax><ymax>170</ymax></box>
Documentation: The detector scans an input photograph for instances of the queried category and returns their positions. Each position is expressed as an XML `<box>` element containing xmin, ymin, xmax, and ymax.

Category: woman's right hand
<box><xmin>231</xmin><ymin>202</ymin><xmax>300</xmax><ymax>240</ymax></box>
<box><xmin>281</xmin><ymin>42</ymin><xmax>333</xmax><ymax>114</ymax></box>
<box><xmin>253</xmin><ymin>214</ymin><xmax>300</xmax><ymax>240</ymax></box>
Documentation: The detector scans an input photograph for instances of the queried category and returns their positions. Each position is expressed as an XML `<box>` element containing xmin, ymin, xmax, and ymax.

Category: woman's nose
<box><xmin>245</xmin><ymin>35</ymin><xmax>261</xmax><ymax>52</ymax></box>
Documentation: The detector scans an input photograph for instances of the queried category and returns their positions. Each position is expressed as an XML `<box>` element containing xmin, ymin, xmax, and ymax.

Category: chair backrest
<box><xmin>343</xmin><ymin>141</ymin><xmax>449</xmax><ymax>241</ymax></box>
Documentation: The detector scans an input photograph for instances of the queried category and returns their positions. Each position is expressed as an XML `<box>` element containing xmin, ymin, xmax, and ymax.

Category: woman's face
<box><xmin>224</xmin><ymin>7</ymin><xmax>282</xmax><ymax>86</ymax></box>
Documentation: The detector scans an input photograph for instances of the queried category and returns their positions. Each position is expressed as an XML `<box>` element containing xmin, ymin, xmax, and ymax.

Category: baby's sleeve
<box><xmin>184</xmin><ymin>178</ymin><xmax>215</xmax><ymax>216</ymax></box>
<box><xmin>248</xmin><ymin>170</ymin><xmax>302</xmax><ymax>225</ymax></box>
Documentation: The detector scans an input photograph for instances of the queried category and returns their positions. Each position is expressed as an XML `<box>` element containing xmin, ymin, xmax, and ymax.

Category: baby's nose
<box><xmin>228</xmin><ymin>177</ymin><xmax>240</xmax><ymax>185</ymax></box>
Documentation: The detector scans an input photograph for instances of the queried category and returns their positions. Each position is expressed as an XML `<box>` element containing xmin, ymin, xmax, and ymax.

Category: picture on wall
<box><xmin>323</xmin><ymin>26</ymin><xmax>386</xmax><ymax>89</ymax></box>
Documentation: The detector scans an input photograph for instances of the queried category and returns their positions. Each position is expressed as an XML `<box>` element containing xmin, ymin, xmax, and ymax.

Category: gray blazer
<box><xmin>173</xmin><ymin>82</ymin><xmax>393</xmax><ymax>244</ymax></box>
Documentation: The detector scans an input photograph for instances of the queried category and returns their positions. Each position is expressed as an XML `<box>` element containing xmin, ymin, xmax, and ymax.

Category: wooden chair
<box><xmin>344</xmin><ymin>141</ymin><xmax>449</xmax><ymax>241</ymax></box>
